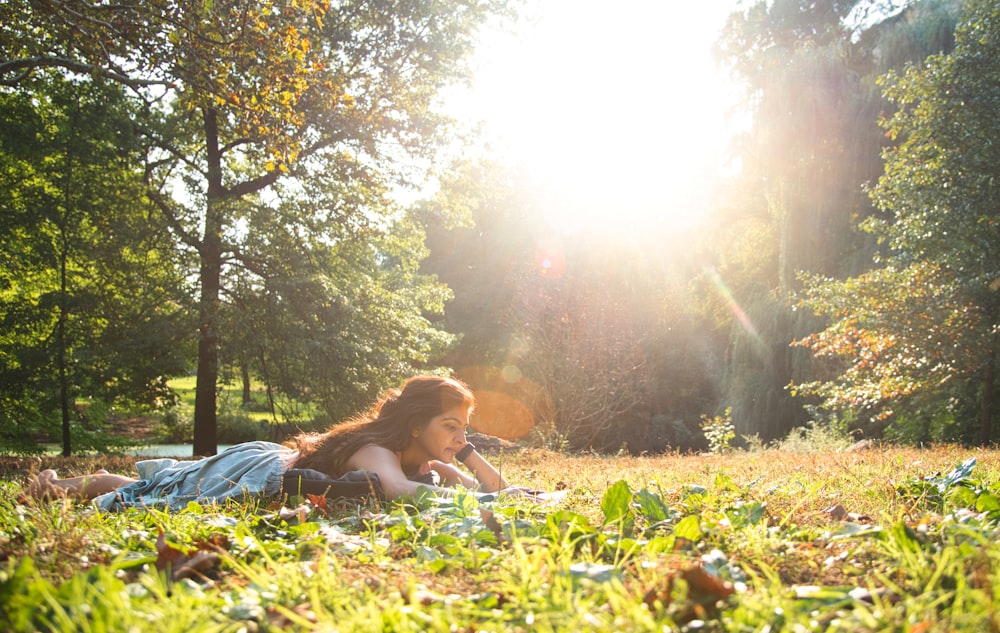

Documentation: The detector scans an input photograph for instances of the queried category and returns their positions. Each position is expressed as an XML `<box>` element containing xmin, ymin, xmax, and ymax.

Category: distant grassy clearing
<box><xmin>168</xmin><ymin>375</ymin><xmax>317</xmax><ymax>423</ymax></box>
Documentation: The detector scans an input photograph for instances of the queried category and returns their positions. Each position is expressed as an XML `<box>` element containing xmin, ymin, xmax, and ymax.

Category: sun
<box><xmin>455</xmin><ymin>0</ymin><xmax>739</xmax><ymax>236</ymax></box>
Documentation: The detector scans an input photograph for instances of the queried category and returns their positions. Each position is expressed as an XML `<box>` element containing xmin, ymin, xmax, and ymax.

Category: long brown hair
<box><xmin>288</xmin><ymin>375</ymin><xmax>476</xmax><ymax>477</ymax></box>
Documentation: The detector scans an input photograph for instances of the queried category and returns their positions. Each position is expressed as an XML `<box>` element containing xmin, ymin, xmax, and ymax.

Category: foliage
<box><xmin>0</xmin><ymin>74</ymin><xmax>191</xmax><ymax>455</ymax></box>
<box><xmin>221</xmin><ymin>205</ymin><xmax>458</xmax><ymax>427</ymax></box>
<box><xmin>1</xmin><ymin>0</ymin><xmax>989</xmax><ymax>458</ymax></box>
<box><xmin>157</xmin><ymin>408</ymin><xmax>195</xmax><ymax>444</ymax></box>
<box><xmin>2</xmin><ymin>447</ymin><xmax>999</xmax><ymax>632</ymax></box>
<box><xmin>773</xmin><ymin>421</ymin><xmax>851</xmax><ymax>453</ymax></box>
<box><xmin>792</xmin><ymin>0</ymin><xmax>1000</xmax><ymax>444</ymax></box>
<box><xmin>705</xmin><ymin>0</ymin><xmax>963</xmax><ymax>444</ymax></box>
<box><xmin>421</xmin><ymin>159</ymin><xmax>716</xmax><ymax>452</ymax></box>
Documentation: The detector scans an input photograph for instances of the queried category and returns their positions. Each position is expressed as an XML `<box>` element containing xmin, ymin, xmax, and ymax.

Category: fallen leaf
<box><xmin>825</xmin><ymin>504</ymin><xmax>848</xmax><ymax>521</ymax></box>
<box><xmin>643</xmin><ymin>563</ymin><xmax>735</xmax><ymax>622</ymax></box>
<box><xmin>480</xmin><ymin>508</ymin><xmax>504</xmax><ymax>540</ymax></box>
<box><xmin>681</xmin><ymin>565</ymin><xmax>736</xmax><ymax>601</ymax></box>
<box><xmin>171</xmin><ymin>549</ymin><xmax>220</xmax><ymax>582</ymax></box>
<box><xmin>307</xmin><ymin>493</ymin><xmax>331</xmax><ymax>516</ymax></box>
<box><xmin>824</xmin><ymin>504</ymin><xmax>872</xmax><ymax>523</ymax></box>
<box><xmin>155</xmin><ymin>528</ymin><xmax>222</xmax><ymax>582</ymax></box>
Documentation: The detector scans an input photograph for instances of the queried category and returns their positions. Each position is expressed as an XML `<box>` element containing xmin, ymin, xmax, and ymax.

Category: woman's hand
<box><xmin>497</xmin><ymin>486</ymin><xmax>538</xmax><ymax>497</ymax></box>
<box><xmin>475</xmin><ymin>486</ymin><xmax>542</xmax><ymax>502</ymax></box>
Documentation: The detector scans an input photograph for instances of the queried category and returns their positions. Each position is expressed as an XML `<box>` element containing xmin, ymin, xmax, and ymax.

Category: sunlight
<box><xmin>455</xmin><ymin>0</ymin><xmax>740</xmax><ymax>235</ymax></box>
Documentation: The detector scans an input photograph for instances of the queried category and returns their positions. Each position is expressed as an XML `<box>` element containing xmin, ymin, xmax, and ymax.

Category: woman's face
<box><xmin>412</xmin><ymin>405</ymin><xmax>470</xmax><ymax>462</ymax></box>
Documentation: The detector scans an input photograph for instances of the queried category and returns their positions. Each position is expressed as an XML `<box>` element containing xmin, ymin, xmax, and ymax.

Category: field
<box><xmin>2</xmin><ymin>445</ymin><xmax>999</xmax><ymax>632</ymax></box>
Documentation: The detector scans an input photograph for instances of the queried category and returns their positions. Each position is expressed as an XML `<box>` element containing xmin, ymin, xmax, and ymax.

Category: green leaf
<box><xmin>947</xmin><ymin>485</ymin><xmax>979</xmax><ymax>510</ymax></box>
<box><xmin>601</xmin><ymin>480</ymin><xmax>632</xmax><ymax>524</ymax></box>
<box><xmin>976</xmin><ymin>491</ymin><xmax>1000</xmax><ymax>513</ymax></box>
<box><xmin>673</xmin><ymin>515</ymin><xmax>702</xmax><ymax>542</ymax></box>
<box><xmin>0</xmin><ymin>556</ymin><xmax>35</xmax><ymax>605</ymax></box>
<box><xmin>636</xmin><ymin>488</ymin><xmax>669</xmax><ymax>522</ymax></box>
<box><xmin>725</xmin><ymin>501</ymin><xmax>767</xmax><ymax>528</ymax></box>
<box><xmin>546</xmin><ymin>510</ymin><xmax>597</xmax><ymax>543</ymax></box>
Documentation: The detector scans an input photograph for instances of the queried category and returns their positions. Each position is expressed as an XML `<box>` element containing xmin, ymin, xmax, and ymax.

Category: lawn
<box><xmin>2</xmin><ymin>445</ymin><xmax>998</xmax><ymax>632</ymax></box>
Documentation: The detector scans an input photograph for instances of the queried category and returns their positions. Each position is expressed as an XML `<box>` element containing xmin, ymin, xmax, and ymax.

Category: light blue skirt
<box><xmin>93</xmin><ymin>441</ymin><xmax>297</xmax><ymax>511</ymax></box>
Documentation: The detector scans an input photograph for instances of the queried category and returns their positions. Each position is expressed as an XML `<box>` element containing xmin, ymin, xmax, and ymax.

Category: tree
<box><xmin>0</xmin><ymin>75</ymin><xmax>191</xmax><ymax>454</ymax></box>
<box><xmin>221</xmin><ymin>193</ymin><xmax>457</xmax><ymax>428</ymax></box>
<box><xmin>709</xmin><ymin>0</ymin><xmax>960</xmax><ymax>441</ymax></box>
<box><xmin>793</xmin><ymin>0</ymin><xmax>1000</xmax><ymax>444</ymax></box>
<box><xmin>3</xmin><ymin>0</ymin><xmax>513</xmax><ymax>455</ymax></box>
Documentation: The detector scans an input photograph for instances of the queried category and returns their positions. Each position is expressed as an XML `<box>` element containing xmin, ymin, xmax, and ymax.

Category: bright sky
<box><xmin>451</xmin><ymin>0</ymin><xmax>743</xmax><ymax>234</ymax></box>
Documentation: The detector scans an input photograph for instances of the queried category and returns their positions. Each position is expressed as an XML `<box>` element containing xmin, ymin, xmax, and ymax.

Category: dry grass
<box><xmin>490</xmin><ymin>444</ymin><xmax>995</xmax><ymax>525</ymax></box>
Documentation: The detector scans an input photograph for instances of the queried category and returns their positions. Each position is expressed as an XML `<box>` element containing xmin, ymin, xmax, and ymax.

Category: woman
<box><xmin>23</xmin><ymin>375</ymin><xmax>522</xmax><ymax>510</ymax></box>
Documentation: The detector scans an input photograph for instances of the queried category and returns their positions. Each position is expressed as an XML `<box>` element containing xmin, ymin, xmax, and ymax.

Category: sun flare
<box><xmin>457</xmin><ymin>0</ymin><xmax>739</xmax><ymax>236</ymax></box>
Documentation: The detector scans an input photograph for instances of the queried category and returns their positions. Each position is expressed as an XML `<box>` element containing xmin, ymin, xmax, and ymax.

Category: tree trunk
<box><xmin>241</xmin><ymin>361</ymin><xmax>252</xmax><ymax>406</ymax></box>
<box><xmin>193</xmin><ymin>246</ymin><xmax>221</xmax><ymax>456</ymax></box>
<box><xmin>981</xmin><ymin>324</ymin><xmax>998</xmax><ymax>445</ymax></box>
<box><xmin>58</xmin><ymin>117</ymin><xmax>75</xmax><ymax>458</ymax></box>
<box><xmin>59</xmin><ymin>247</ymin><xmax>71</xmax><ymax>457</ymax></box>
<box><xmin>192</xmin><ymin>107</ymin><xmax>225</xmax><ymax>457</ymax></box>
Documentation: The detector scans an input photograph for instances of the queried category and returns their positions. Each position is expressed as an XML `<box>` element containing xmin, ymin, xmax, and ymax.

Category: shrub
<box><xmin>776</xmin><ymin>422</ymin><xmax>850</xmax><ymax>453</ymax></box>
<box><xmin>700</xmin><ymin>408</ymin><xmax>735</xmax><ymax>454</ymax></box>
<box><xmin>652</xmin><ymin>414</ymin><xmax>701</xmax><ymax>451</ymax></box>
<box><xmin>157</xmin><ymin>408</ymin><xmax>194</xmax><ymax>443</ymax></box>
<box><xmin>217</xmin><ymin>413</ymin><xmax>269</xmax><ymax>444</ymax></box>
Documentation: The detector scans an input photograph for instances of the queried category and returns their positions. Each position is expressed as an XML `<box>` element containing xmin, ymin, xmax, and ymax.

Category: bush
<box><xmin>652</xmin><ymin>414</ymin><xmax>701</xmax><ymax>451</ymax></box>
<box><xmin>157</xmin><ymin>408</ymin><xmax>194</xmax><ymax>443</ymax></box>
<box><xmin>217</xmin><ymin>413</ymin><xmax>269</xmax><ymax>444</ymax></box>
<box><xmin>776</xmin><ymin>422</ymin><xmax>850</xmax><ymax>453</ymax></box>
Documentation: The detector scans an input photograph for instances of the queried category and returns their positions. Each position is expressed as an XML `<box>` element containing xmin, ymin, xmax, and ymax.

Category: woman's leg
<box><xmin>24</xmin><ymin>469</ymin><xmax>139</xmax><ymax>500</ymax></box>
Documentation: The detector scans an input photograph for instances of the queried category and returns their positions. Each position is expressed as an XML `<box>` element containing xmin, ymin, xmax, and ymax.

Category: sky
<box><xmin>449</xmin><ymin>0</ymin><xmax>745</xmax><ymax>234</ymax></box>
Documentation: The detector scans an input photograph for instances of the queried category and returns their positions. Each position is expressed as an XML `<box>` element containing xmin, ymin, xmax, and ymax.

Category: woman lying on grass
<box><xmin>23</xmin><ymin>375</ymin><xmax>529</xmax><ymax>510</ymax></box>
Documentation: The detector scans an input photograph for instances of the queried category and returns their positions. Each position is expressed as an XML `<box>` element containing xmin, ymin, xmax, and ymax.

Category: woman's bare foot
<box><xmin>19</xmin><ymin>468</ymin><xmax>136</xmax><ymax>503</ymax></box>
<box><xmin>23</xmin><ymin>469</ymin><xmax>67</xmax><ymax>500</ymax></box>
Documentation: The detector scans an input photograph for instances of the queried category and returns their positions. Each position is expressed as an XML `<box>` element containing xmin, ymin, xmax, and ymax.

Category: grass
<box><xmin>2</xmin><ymin>445</ymin><xmax>999</xmax><ymax>631</ymax></box>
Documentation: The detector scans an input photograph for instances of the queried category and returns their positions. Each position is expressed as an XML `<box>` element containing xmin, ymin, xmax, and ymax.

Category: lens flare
<box><xmin>705</xmin><ymin>267</ymin><xmax>767</xmax><ymax>354</ymax></box>
<box><xmin>536</xmin><ymin>247</ymin><xmax>565</xmax><ymax>278</ymax></box>
<box><xmin>457</xmin><ymin>365</ymin><xmax>554</xmax><ymax>439</ymax></box>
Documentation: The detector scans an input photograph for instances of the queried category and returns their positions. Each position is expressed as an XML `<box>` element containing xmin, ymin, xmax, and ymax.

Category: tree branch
<box><xmin>144</xmin><ymin>188</ymin><xmax>200</xmax><ymax>252</ymax></box>
<box><xmin>0</xmin><ymin>56</ymin><xmax>172</xmax><ymax>88</ymax></box>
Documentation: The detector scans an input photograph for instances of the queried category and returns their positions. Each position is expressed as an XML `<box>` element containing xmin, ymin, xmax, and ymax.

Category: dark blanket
<box><xmin>281</xmin><ymin>467</ymin><xmax>442</xmax><ymax>501</ymax></box>
<box><xmin>281</xmin><ymin>468</ymin><xmax>383</xmax><ymax>500</ymax></box>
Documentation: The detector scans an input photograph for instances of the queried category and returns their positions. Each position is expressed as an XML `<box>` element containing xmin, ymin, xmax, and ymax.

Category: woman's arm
<box><xmin>432</xmin><ymin>445</ymin><xmax>510</xmax><ymax>493</ymax></box>
<box><xmin>343</xmin><ymin>445</ymin><xmax>459</xmax><ymax>500</ymax></box>
<box><xmin>345</xmin><ymin>444</ymin><xmax>522</xmax><ymax>501</ymax></box>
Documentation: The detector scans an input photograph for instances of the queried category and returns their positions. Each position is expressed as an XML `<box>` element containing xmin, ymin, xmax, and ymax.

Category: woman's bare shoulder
<box><xmin>344</xmin><ymin>444</ymin><xmax>399</xmax><ymax>470</ymax></box>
